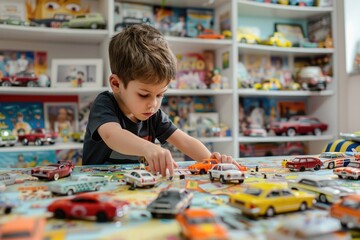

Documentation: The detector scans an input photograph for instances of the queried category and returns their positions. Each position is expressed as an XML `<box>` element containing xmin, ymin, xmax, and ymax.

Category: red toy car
<box><xmin>31</xmin><ymin>160</ymin><xmax>74</xmax><ymax>181</ymax></box>
<box><xmin>286</xmin><ymin>156</ymin><xmax>323</xmax><ymax>171</ymax></box>
<box><xmin>18</xmin><ymin>128</ymin><xmax>57</xmax><ymax>146</ymax></box>
<box><xmin>47</xmin><ymin>193</ymin><xmax>130</xmax><ymax>222</ymax></box>
<box><xmin>0</xmin><ymin>71</ymin><xmax>39</xmax><ymax>87</ymax></box>
<box><xmin>269</xmin><ymin>116</ymin><xmax>328</xmax><ymax>137</ymax></box>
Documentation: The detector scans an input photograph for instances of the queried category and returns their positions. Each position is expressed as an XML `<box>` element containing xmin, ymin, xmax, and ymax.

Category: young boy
<box><xmin>83</xmin><ymin>24</ymin><xmax>239</xmax><ymax>176</ymax></box>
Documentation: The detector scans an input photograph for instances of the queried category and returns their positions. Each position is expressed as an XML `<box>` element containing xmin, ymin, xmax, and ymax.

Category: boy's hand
<box><xmin>210</xmin><ymin>152</ymin><xmax>242</xmax><ymax>169</ymax></box>
<box><xmin>144</xmin><ymin>145</ymin><xmax>178</xmax><ymax>177</ymax></box>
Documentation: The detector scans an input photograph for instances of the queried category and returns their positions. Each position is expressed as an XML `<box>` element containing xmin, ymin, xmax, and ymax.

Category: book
<box><xmin>1</xmin><ymin>151</ymin><xmax>56</xmax><ymax>168</ymax></box>
<box><xmin>154</xmin><ymin>6</ymin><xmax>186</xmax><ymax>37</ymax></box>
<box><xmin>186</xmin><ymin>8</ymin><xmax>214</xmax><ymax>38</ymax></box>
<box><xmin>113</xmin><ymin>2</ymin><xmax>154</xmax><ymax>31</ymax></box>
<box><xmin>277</xmin><ymin>100</ymin><xmax>306</xmax><ymax>121</ymax></box>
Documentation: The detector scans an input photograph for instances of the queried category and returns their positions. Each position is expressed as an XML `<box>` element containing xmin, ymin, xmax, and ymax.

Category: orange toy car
<box><xmin>0</xmin><ymin>217</ymin><xmax>46</xmax><ymax>240</ymax></box>
<box><xmin>188</xmin><ymin>158</ymin><xmax>219</xmax><ymax>174</ymax></box>
<box><xmin>330</xmin><ymin>194</ymin><xmax>360</xmax><ymax>229</ymax></box>
<box><xmin>176</xmin><ymin>208</ymin><xmax>228</xmax><ymax>240</ymax></box>
<box><xmin>197</xmin><ymin>29</ymin><xmax>225</xmax><ymax>39</ymax></box>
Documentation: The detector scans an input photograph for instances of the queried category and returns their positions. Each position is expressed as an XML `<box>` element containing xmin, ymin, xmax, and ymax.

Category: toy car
<box><xmin>47</xmin><ymin>192</ymin><xmax>130</xmax><ymax>222</ymax></box>
<box><xmin>30</xmin><ymin>14</ymin><xmax>73</xmax><ymax>28</ymax></box>
<box><xmin>254</xmin><ymin>78</ymin><xmax>282</xmax><ymax>90</ymax></box>
<box><xmin>0</xmin><ymin>217</ymin><xmax>46</xmax><ymax>240</ymax></box>
<box><xmin>296</xmin><ymin>66</ymin><xmax>332</xmax><ymax>91</ymax></box>
<box><xmin>229</xmin><ymin>182</ymin><xmax>315</xmax><ymax>218</ymax></box>
<box><xmin>333</xmin><ymin>161</ymin><xmax>360</xmax><ymax>180</ymax></box>
<box><xmin>243</xmin><ymin>125</ymin><xmax>267</xmax><ymax>137</ymax></box>
<box><xmin>269</xmin><ymin>115</ymin><xmax>328</xmax><ymax>137</ymax></box>
<box><xmin>62</xmin><ymin>13</ymin><xmax>106</xmax><ymax>29</ymax></box>
<box><xmin>0</xmin><ymin>71</ymin><xmax>39</xmax><ymax>87</ymax></box>
<box><xmin>285</xmin><ymin>156</ymin><xmax>323</xmax><ymax>171</ymax></box>
<box><xmin>0</xmin><ymin>173</ymin><xmax>16</xmax><ymax>185</ymax></box>
<box><xmin>330</xmin><ymin>194</ymin><xmax>360</xmax><ymax>229</ymax></box>
<box><xmin>260</xmin><ymin>32</ymin><xmax>292</xmax><ymax>47</ymax></box>
<box><xmin>48</xmin><ymin>175</ymin><xmax>108</xmax><ymax>195</ymax></box>
<box><xmin>176</xmin><ymin>209</ymin><xmax>229</xmax><ymax>240</ymax></box>
<box><xmin>0</xmin><ymin>129</ymin><xmax>17</xmax><ymax>147</ymax></box>
<box><xmin>71</xmin><ymin>131</ymin><xmax>85</xmax><ymax>142</ymax></box>
<box><xmin>318</xmin><ymin>152</ymin><xmax>354</xmax><ymax>169</ymax></box>
<box><xmin>208</xmin><ymin>163</ymin><xmax>245</xmax><ymax>184</ymax></box>
<box><xmin>188</xmin><ymin>158</ymin><xmax>219</xmax><ymax>175</ymax></box>
<box><xmin>123</xmin><ymin>170</ymin><xmax>157</xmax><ymax>188</ymax></box>
<box><xmin>147</xmin><ymin>188</ymin><xmax>194</xmax><ymax>218</ymax></box>
<box><xmin>0</xmin><ymin>196</ymin><xmax>13</xmax><ymax>214</ymax></box>
<box><xmin>237</xmin><ymin>30</ymin><xmax>260</xmax><ymax>44</ymax></box>
<box><xmin>197</xmin><ymin>29</ymin><xmax>225</xmax><ymax>39</ymax></box>
<box><xmin>0</xmin><ymin>17</ymin><xmax>28</xmax><ymax>26</ymax></box>
<box><xmin>31</xmin><ymin>160</ymin><xmax>74</xmax><ymax>181</ymax></box>
<box><xmin>288</xmin><ymin>175</ymin><xmax>354</xmax><ymax>203</ymax></box>
<box><xmin>340</xmin><ymin>131</ymin><xmax>360</xmax><ymax>142</ymax></box>
<box><xmin>18</xmin><ymin>128</ymin><xmax>57</xmax><ymax>146</ymax></box>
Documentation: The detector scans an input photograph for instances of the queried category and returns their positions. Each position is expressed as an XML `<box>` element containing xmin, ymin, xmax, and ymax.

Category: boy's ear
<box><xmin>109</xmin><ymin>74</ymin><xmax>123</xmax><ymax>91</ymax></box>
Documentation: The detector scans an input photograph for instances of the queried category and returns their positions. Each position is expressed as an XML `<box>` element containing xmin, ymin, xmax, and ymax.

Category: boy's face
<box><xmin>118</xmin><ymin>80</ymin><xmax>168</xmax><ymax>122</ymax></box>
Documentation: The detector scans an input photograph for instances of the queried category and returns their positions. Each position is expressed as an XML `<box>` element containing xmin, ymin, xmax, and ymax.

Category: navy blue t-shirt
<box><xmin>82</xmin><ymin>91</ymin><xmax>177</xmax><ymax>165</ymax></box>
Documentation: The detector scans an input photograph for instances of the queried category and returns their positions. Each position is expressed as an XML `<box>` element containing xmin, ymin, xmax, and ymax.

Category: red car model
<box><xmin>31</xmin><ymin>161</ymin><xmax>74</xmax><ymax>181</ymax></box>
<box><xmin>269</xmin><ymin>116</ymin><xmax>328</xmax><ymax>137</ymax></box>
<box><xmin>18</xmin><ymin>128</ymin><xmax>57</xmax><ymax>146</ymax></box>
<box><xmin>286</xmin><ymin>156</ymin><xmax>323</xmax><ymax>171</ymax></box>
<box><xmin>0</xmin><ymin>71</ymin><xmax>39</xmax><ymax>87</ymax></box>
<box><xmin>47</xmin><ymin>193</ymin><xmax>130</xmax><ymax>222</ymax></box>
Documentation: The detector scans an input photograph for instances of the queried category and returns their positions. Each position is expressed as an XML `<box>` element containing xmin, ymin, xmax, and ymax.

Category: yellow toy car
<box><xmin>254</xmin><ymin>78</ymin><xmax>282</xmax><ymax>90</ymax></box>
<box><xmin>261</xmin><ymin>32</ymin><xmax>292</xmax><ymax>47</ymax></box>
<box><xmin>237</xmin><ymin>30</ymin><xmax>260</xmax><ymax>44</ymax></box>
<box><xmin>229</xmin><ymin>182</ymin><xmax>315</xmax><ymax>218</ymax></box>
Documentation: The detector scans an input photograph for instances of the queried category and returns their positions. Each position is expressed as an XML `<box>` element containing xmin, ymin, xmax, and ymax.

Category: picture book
<box><xmin>186</xmin><ymin>8</ymin><xmax>214</xmax><ymax>38</ymax></box>
<box><xmin>307</xmin><ymin>13</ymin><xmax>332</xmax><ymax>42</ymax></box>
<box><xmin>0</xmin><ymin>102</ymin><xmax>44</xmax><ymax>135</ymax></box>
<box><xmin>277</xmin><ymin>100</ymin><xmax>307</xmax><ymax>121</ymax></box>
<box><xmin>0</xmin><ymin>0</ymin><xmax>26</xmax><ymax>21</ymax></box>
<box><xmin>243</xmin><ymin>53</ymin><xmax>271</xmax><ymax>84</ymax></box>
<box><xmin>0</xmin><ymin>49</ymin><xmax>48</xmax><ymax>80</ymax></box>
<box><xmin>114</xmin><ymin>2</ymin><xmax>154</xmax><ymax>31</ymax></box>
<box><xmin>239</xmin><ymin>97</ymin><xmax>277</xmax><ymax>133</ymax></box>
<box><xmin>1</xmin><ymin>151</ymin><xmax>56</xmax><ymax>168</ymax></box>
<box><xmin>154</xmin><ymin>6</ymin><xmax>186</xmax><ymax>37</ymax></box>
<box><xmin>174</xmin><ymin>52</ymin><xmax>207</xmax><ymax>89</ymax></box>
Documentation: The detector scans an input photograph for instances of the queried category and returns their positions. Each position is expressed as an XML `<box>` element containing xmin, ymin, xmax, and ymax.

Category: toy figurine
<box><xmin>211</xmin><ymin>67</ymin><xmax>222</xmax><ymax>90</ymax></box>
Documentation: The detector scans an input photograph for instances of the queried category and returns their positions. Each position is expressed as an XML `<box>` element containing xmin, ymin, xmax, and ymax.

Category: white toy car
<box><xmin>333</xmin><ymin>161</ymin><xmax>360</xmax><ymax>180</ymax></box>
<box><xmin>123</xmin><ymin>170</ymin><xmax>157</xmax><ymax>188</ymax></box>
<box><xmin>288</xmin><ymin>175</ymin><xmax>354</xmax><ymax>204</ymax></box>
<box><xmin>318</xmin><ymin>152</ymin><xmax>354</xmax><ymax>169</ymax></box>
<box><xmin>208</xmin><ymin>163</ymin><xmax>245</xmax><ymax>184</ymax></box>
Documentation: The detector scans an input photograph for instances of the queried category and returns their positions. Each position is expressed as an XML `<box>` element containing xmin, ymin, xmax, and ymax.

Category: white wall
<box><xmin>343</xmin><ymin>0</ymin><xmax>360</xmax><ymax>132</ymax></box>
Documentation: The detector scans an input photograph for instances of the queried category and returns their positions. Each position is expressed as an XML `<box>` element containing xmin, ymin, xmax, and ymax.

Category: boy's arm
<box><xmin>98</xmin><ymin>122</ymin><xmax>176</xmax><ymax>176</ymax></box>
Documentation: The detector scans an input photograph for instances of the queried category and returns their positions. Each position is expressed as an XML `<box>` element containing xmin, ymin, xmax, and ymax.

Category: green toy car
<box><xmin>0</xmin><ymin>129</ymin><xmax>17</xmax><ymax>147</ymax></box>
<box><xmin>62</xmin><ymin>13</ymin><xmax>106</xmax><ymax>29</ymax></box>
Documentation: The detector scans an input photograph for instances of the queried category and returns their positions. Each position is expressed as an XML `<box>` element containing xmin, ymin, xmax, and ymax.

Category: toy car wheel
<box><xmin>27</xmin><ymin>81</ymin><xmax>37</xmax><ymax>87</ymax></box>
<box><xmin>96</xmin><ymin>211</ymin><xmax>109</xmax><ymax>222</ymax></box>
<box><xmin>209</xmin><ymin>173</ymin><xmax>214</xmax><ymax>182</ymax></box>
<box><xmin>299</xmin><ymin>202</ymin><xmax>307</xmax><ymax>211</ymax></box>
<box><xmin>90</xmin><ymin>23</ymin><xmax>98</xmax><ymax>29</ymax></box>
<box><xmin>67</xmin><ymin>189</ymin><xmax>74</xmax><ymax>196</ymax></box>
<box><xmin>22</xmin><ymin>138</ymin><xmax>29</xmax><ymax>145</ymax></box>
<box><xmin>337</xmin><ymin>175</ymin><xmax>343</xmax><ymax>179</ymax></box>
<box><xmin>314</xmin><ymin>165</ymin><xmax>321</xmax><ymax>170</ymax></box>
<box><xmin>4</xmin><ymin>206</ymin><xmax>12</xmax><ymax>214</ymax></box>
<box><xmin>318</xmin><ymin>194</ymin><xmax>328</xmax><ymax>203</ymax></box>
<box><xmin>240</xmin><ymin>38</ymin><xmax>247</xmax><ymax>43</ymax></box>
<box><xmin>1</xmin><ymin>81</ymin><xmax>11</xmax><ymax>86</ymax></box>
<box><xmin>328</xmin><ymin>162</ymin><xmax>335</xmax><ymax>169</ymax></box>
<box><xmin>53</xmin><ymin>173</ymin><xmax>60</xmax><ymax>181</ymax></box>
<box><xmin>313</xmin><ymin>128</ymin><xmax>322</xmax><ymax>136</ymax></box>
<box><xmin>300</xmin><ymin>166</ymin><xmax>305</xmax><ymax>172</ymax></box>
<box><xmin>238</xmin><ymin>179</ymin><xmax>244</xmax><ymax>184</ymax></box>
<box><xmin>95</xmin><ymin>185</ymin><xmax>102</xmax><ymax>191</ymax></box>
<box><xmin>286</xmin><ymin>128</ymin><xmax>296</xmax><ymax>137</ymax></box>
<box><xmin>54</xmin><ymin>209</ymin><xmax>66</xmax><ymax>219</ymax></box>
<box><xmin>220</xmin><ymin>175</ymin><xmax>226</xmax><ymax>184</ymax></box>
<box><xmin>34</xmin><ymin>138</ymin><xmax>42</xmax><ymax>146</ymax></box>
<box><xmin>265</xmin><ymin>207</ymin><xmax>275</xmax><ymax>217</ymax></box>
<box><xmin>199</xmin><ymin>169</ymin><xmax>206</xmax><ymax>175</ymax></box>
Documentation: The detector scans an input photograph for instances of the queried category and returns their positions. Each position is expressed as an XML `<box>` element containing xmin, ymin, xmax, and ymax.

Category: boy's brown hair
<box><xmin>109</xmin><ymin>24</ymin><xmax>177</xmax><ymax>88</ymax></box>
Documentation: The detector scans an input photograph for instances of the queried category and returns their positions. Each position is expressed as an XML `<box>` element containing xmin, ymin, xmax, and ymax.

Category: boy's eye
<box><xmin>157</xmin><ymin>94</ymin><xmax>164</xmax><ymax>98</ymax></box>
<box><xmin>138</xmin><ymin>94</ymin><xmax>148</xmax><ymax>98</ymax></box>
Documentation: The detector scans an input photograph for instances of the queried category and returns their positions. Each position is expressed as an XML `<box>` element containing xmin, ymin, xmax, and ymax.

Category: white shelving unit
<box><xmin>0</xmin><ymin>0</ymin><xmax>338</xmax><ymax>158</ymax></box>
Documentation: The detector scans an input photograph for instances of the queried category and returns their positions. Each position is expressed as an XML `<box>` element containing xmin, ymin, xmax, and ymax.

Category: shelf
<box><xmin>238</xmin><ymin>134</ymin><xmax>333</xmax><ymax>143</ymax></box>
<box><xmin>117</xmin><ymin>0</ymin><xmax>229</xmax><ymax>8</ymax></box>
<box><xmin>0</xmin><ymin>25</ymin><xmax>109</xmax><ymax>44</ymax></box>
<box><xmin>238</xmin><ymin>43</ymin><xmax>334</xmax><ymax>56</ymax></box>
<box><xmin>237</xmin><ymin>0</ymin><xmax>333</xmax><ymax>19</ymax></box>
<box><xmin>166</xmin><ymin>36</ymin><xmax>232</xmax><ymax>49</ymax></box>
<box><xmin>0</xmin><ymin>87</ymin><xmax>110</xmax><ymax>95</ymax></box>
<box><xmin>198</xmin><ymin>137</ymin><xmax>233</xmax><ymax>143</ymax></box>
<box><xmin>0</xmin><ymin>142</ymin><xmax>83</xmax><ymax>153</ymax></box>
<box><xmin>166</xmin><ymin>89</ymin><xmax>233</xmax><ymax>96</ymax></box>
<box><xmin>237</xmin><ymin>89</ymin><xmax>334</xmax><ymax>97</ymax></box>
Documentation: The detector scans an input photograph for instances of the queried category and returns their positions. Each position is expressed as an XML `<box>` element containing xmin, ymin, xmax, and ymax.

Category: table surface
<box><xmin>1</xmin><ymin>156</ymin><xmax>360</xmax><ymax>240</ymax></box>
